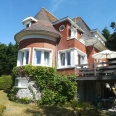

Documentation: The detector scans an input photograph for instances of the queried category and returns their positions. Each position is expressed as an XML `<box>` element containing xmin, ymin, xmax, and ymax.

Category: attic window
<box><xmin>26</xmin><ymin>24</ymin><xmax>30</xmax><ymax>28</ymax></box>
<box><xmin>22</xmin><ymin>17</ymin><xmax>37</xmax><ymax>28</ymax></box>
<box><xmin>59</xmin><ymin>25</ymin><xmax>65</xmax><ymax>31</ymax></box>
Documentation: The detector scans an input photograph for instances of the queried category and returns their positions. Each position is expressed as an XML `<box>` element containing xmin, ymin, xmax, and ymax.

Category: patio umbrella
<box><xmin>92</xmin><ymin>50</ymin><xmax>116</xmax><ymax>59</ymax></box>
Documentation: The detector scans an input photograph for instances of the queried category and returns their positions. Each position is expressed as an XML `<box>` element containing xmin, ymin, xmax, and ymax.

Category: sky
<box><xmin>0</xmin><ymin>0</ymin><xmax>116</xmax><ymax>45</ymax></box>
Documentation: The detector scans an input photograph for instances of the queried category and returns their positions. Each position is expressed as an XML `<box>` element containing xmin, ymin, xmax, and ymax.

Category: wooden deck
<box><xmin>76</xmin><ymin>60</ymin><xmax>116</xmax><ymax>80</ymax></box>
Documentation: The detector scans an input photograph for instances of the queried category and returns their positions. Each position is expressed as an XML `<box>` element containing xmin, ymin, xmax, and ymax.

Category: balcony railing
<box><xmin>75</xmin><ymin>60</ymin><xmax>116</xmax><ymax>77</ymax></box>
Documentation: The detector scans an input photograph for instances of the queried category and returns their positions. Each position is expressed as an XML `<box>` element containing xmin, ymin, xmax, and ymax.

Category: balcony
<box><xmin>75</xmin><ymin>60</ymin><xmax>116</xmax><ymax>80</ymax></box>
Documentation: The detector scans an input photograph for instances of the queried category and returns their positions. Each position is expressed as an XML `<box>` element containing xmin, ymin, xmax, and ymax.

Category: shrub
<box><xmin>0</xmin><ymin>75</ymin><xmax>13</xmax><ymax>90</ymax></box>
<box><xmin>11</xmin><ymin>66</ymin><xmax>77</xmax><ymax>105</ymax></box>
<box><xmin>38</xmin><ymin>89</ymin><xmax>55</xmax><ymax>105</ymax></box>
<box><xmin>0</xmin><ymin>104</ymin><xmax>6</xmax><ymax>116</ymax></box>
<box><xmin>8</xmin><ymin>86</ymin><xmax>19</xmax><ymax>101</ymax></box>
<box><xmin>19</xmin><ymin>97</ymin><xmax>31</xmax><ymax>104</ymax></box>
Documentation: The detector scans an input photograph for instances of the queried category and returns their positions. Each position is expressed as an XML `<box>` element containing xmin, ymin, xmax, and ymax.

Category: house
<box><xmin>14</xmin><ymin>8</ymin><xmax>108</xmax><ymax>102</ymax></box>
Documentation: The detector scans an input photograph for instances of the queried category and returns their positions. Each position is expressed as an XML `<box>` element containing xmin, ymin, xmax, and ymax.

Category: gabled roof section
<box><xmin>90</xmin><ymin>29</ymin><xmax>107</xmax><ymax>42</ymax></box>
<box><xmin>72</xmin><ymin>17</ymin><xmax>93</xmax><ymax>38</ymax></box>
<box><xmin>53</xmin><ymin>16</ymin><xmax>84</xmax><ymax>33</ymax></box>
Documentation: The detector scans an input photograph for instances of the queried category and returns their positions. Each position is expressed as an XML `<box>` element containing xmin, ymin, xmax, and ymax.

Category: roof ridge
<box><xmin>44</xmin><ymin>8</ymin><xmax>58</xmax><ymax>21</ymax></box>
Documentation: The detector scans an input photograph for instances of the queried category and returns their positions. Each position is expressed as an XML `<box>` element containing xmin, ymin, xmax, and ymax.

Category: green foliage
<box><xmin>19</xmin><ymin>97</ymin><xmax>31</xmax><ymax>104</ymax></box>
<box><xmin>38</xmin><ymin>89</ymin><xmax>55</xmax><ymax>105</ymax></box>
<box><xmin>12</xmin><ymin>66</ymin><xmax>77</xmax><ymax>105</ymax></box>
<box><xmin>0</xmin><ymin>42</ymin><xmax>18</xmax><ymax>76</ymax></box>
<box><xmin>0</xmin><ymin>75</ymin><xmax>13</xmax><ymax>90</ymax></box>
<box><xmin>0</xmin><ymin>104</ymin><xmax>6</xmax><ymax>116</ymax></box>
<box><xmin>110</xmin><ymin>22</ymin><xmax>116</xmax><ymax>31</ymax></box>
<box><xmin>28</xmin><ymin>85</ymin><xmax>36</xmax><ymax>101</ymax></box>
<box><xmin>8</xmin><ymin>86</ymin><xmax>19</xmax><ymax>101</ymax></box>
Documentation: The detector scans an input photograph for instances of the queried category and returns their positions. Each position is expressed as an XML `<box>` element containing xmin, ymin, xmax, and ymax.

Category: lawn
<box><xmin>0</xmin><ymin>90</ymin><xmax>115</xmax><ymax>116</ymax></box>
<box><xmin>0</xmin><ymin>90</ymin><xmax>80</xmax><ymax>116</ymax></box>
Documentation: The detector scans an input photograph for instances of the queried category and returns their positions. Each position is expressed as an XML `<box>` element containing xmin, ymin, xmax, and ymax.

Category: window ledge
<box><xmin>15</xmin><ymin>86</ymin><xmax>28</xmax><ymax>89</ymax></box>
<box><xmin>57</xmin><ymin>66</ymin><xmax>75</xmax><ymax>69</ymax></box>
<box><xmin>67</xmin><ymin>37</ymin><xmax>77</xmax><ymax>40</ymax></box>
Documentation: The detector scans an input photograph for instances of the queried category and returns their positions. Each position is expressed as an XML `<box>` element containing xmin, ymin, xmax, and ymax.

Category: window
<box><xmin>15</xmin><ymin>77</ymin><xmax>28</xmax><ymax>88</ymax></box>
<box><xmin>17</xmin><ymin>49</ymin><xmax>30</xmax><ymax>66</ymax></box>
<box><xmin>59</xmin><ymin>25</ymin><xmax>65</xmax><ymax>31</ymax></box>
<box><xmin>59</xmin><ymin>51</ymin><xmax>71</xmax><ymax>67</ymax></box>
<box><xmin>44</xmin><ymin>52</ymin><xmax>50</xmax><ymax>65</ymax></box>
<box><xmin>70</xmin><ymin>26</ymin><xmax>77</xmax><ymax>39</ymax></box>
<box><xmin>26</xmin><ymin>23</ymin><xmax>30</xmax><ymax>28</ymax></box>
<box><xmin>78</xmin><ymin>54</ymin><xmax>84</xmax><ymax>65</ymax></box>
<box><xmin>67</xmin><ymin>51</ymin><xmax>71</xmax><ymax>65</ymax></box>
<box><xmin>61</xmin><ymin>53</ymin><xmax>65</xmax><ymax>66</ymax></box>
<box><xmin>35</xmin><ymin>51</ymin><xmax>41</xmax><ymax>64</ymax></box>
<box><xmin>33</xmin><ymin>48</ymin><xmax>52</xmax><ymax>66</ymax></box>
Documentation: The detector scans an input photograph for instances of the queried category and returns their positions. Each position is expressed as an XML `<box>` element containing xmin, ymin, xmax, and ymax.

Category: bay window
<box><xmin>17</xmin><ymin>48</ymin><xmax>30</xmax><ymax>66</ymax></box>
<box><xmin>33</xmin><ymin>48</ymin><xmax>52</xmax><ymax>66</ymax></box>
<box><xmin>59</xmin><ymin>50</ymin><xmax>71</xmax><ymax>67</ymax></box>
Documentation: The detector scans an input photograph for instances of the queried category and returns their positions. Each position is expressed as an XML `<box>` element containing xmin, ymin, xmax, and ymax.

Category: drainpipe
<box><xmin>55</xmin><ymin>39</ymin><xmax>58</xmax><ymax>69</ymax></box>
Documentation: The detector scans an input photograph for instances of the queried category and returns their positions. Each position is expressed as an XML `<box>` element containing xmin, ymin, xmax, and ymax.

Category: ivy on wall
<box><xmin>12</xmin><ymin>65</ymin><xmax>77</xmax><ymax>105</ymax></box>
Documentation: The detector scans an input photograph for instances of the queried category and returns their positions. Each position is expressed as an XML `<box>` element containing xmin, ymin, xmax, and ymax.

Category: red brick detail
<box><xmin>19</xmin><ymin>38</ymin><xmax>56</xmax><ymax>66</ymax></box>
<box><xmin>86</xmin><ymin>46</ymin><xmax>100</xmax><ymax>63</ymax></box>
<box><xmin>54</xmin><ymin>21</ymin><xmax>86</xmax><ymax>53</ymax></box>
<box><xmin>57</xmin><ymin>68</ymin><xmax>75</xmax><ymax>75</ymax></box>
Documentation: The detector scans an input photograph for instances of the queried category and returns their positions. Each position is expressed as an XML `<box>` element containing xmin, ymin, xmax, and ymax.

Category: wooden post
<box><xmin>94</xmin><ymin>60</ymin><xmax>96</xmax><ymax>76</ymax></box>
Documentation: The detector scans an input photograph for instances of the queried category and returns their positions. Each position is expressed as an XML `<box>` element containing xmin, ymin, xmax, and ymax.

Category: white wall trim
<box><xmin>20</xmin><ymin>34</ymin><xmax>57</xmax><ymax>42</ymax></box>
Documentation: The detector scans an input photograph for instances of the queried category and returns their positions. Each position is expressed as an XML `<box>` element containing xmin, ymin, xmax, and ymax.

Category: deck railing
<box><xmin>75</xmin><ymin>60</ymin><xmax>116</xmax><ymax>77</ymax></box>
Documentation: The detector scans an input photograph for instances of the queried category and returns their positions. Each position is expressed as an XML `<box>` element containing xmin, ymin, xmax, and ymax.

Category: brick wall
<box><xmin>19</xmin><ymin>38</ymin><xmax>56</xmax><ymax>66</ymax></box>
<box><xmin>57</xmin><ymin>68</ymin><xmax>75</xmax><ymax>75</ymax></box>
<box><xmin>54</xmin><ymin>21</ymin><xmax>86</xmax><ymax>53</ymax></box>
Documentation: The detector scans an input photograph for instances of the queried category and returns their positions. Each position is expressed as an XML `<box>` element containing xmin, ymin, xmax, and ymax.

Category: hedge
<box><xmin>0</xmin><ymin>75</ymin><xmax>13</xmax><ymax>90</ymax></box>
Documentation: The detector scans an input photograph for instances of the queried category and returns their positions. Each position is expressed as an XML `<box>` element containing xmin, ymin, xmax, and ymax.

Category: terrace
<box><xmin>76</xmin><ymin>59</ymin><xmax>116</xmax><ymax>80</ymax></box>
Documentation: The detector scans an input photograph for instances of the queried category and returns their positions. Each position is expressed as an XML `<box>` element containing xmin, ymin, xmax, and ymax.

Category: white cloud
<box><xmin>49</xmin><ymin>0</ymin><xmax>64</xmax><ymax>13</ymax></box>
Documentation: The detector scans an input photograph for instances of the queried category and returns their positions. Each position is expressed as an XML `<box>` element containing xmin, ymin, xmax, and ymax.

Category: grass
<box><xmin>0</xmin><ymin>90</ymin><xmax>115</xmax><ymax>116</ymax></box>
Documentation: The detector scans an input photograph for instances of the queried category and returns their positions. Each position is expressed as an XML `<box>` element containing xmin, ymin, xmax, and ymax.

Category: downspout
<box><xmin>55</xmin><ymin>39</ymin><xmax>58</xmax><ymax>69</ymax></box>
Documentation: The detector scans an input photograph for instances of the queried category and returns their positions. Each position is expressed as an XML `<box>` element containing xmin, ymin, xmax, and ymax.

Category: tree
<box><xmin>0</xmin><ymin>42</ymin><xmax>18</xmax><ymax>75</ymax></box>
<box><xmin>102</xmin><ymin>26</ymin><xmax>116</xmax><ymax>51</ymax></box>
<box><xmin>110</xmin><ymin>22</ymin><xmax>116</xmax><ymax>31</ymax></box>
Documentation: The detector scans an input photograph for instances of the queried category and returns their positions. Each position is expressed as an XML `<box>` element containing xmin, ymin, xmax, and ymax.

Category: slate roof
<box><xmin>21</xmin><ymin>8</ymin><xmax>61</xmax><ymax>37</ymax></box>
<box><xmin>72</xmin><ymin>17</ymin><xmax>93</xmax><ymax>39</ymax></box>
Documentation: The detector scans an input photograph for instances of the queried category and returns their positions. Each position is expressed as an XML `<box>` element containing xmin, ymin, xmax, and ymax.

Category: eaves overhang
<box><xmin>84</xmin><ymin>37</ymin><xmax>108</xmax><ymax>51</ymax></box>
<box><xmin>52</xmin><ymin>17</ymin><xmax>84</xmax><ymax>33</ymax></box>
<box><xmin>14</xmin><ymin>30</ymin><xmax>61</xmax><ymax>43</ymax></box>
<box><xmin>90</xmin><ymin>29</ymin><xmax>107</xmax><ymax>42</ymax></box>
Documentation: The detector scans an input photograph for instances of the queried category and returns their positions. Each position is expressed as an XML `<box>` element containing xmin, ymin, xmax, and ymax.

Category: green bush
<box><xmin>0</xmin><ymin>75</ymin><xmax>13</xmax><ymax>90</ymax></box>
<box><xmin>38</xmin><ymin>89</ymin><xmax>55</xmax><ymax>105</ymax></box>
<box><xmin>19</xmin><ymin>97</ymin><xmax>31</xmax><ymax>104</ymax></box>
<box><xmin>0</xmin><ymin>104</ymin><xmax>6</xmax><ymax>116</ymax></box>
<box><xmin>8</xmin><ymin>86</ymin><xmax>19</xmax><ymax>101</ymax></box>
<box><xmin>11</xmin><ymin>66</ymin><xmax>77</xmax><ymax>105</ymax></box>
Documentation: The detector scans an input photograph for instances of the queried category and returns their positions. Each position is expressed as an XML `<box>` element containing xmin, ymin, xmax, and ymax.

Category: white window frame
<box><xmin>15</xmin><ymin>77</ymin><xmax>28</xmax><ymax>88</ymax></box>
<box><xmin>58</xmin><ymin>49</ymin><xmax>71</xmax><ymax>68</ymax></box>
<box><xmin>17</xmin><ymin>48</ymin><xmax>31</xmax><ymax>66</ymax></box>
<box><xmin>32</xmin><ymin>47</ymin><xmax>52</xmax><ymax>67</ymax></box>
<box><xmin>73</xmin><ymin>48</ymin><xmax>87</xmax><ymax>68</ymax></box>
<box><xmin>70</xmin><ymin>26</ymin><xmax>77</xmax><ymax>39</ymax></box>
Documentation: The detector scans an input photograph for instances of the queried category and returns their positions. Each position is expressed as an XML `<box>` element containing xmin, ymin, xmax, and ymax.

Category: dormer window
<box><xmin>22</xmin><ymin>17</ymin><xmax>38</xmax><ymax>28</ymax></box>
<box><xmin>70</xmin><ymin>26</ymin><xmax>77</xmax><ymax>39</ymax></box>
<box><xmin>26</xmin><ymin>24</ymin><xmax>30</xmax><ymax>28</ymax></box>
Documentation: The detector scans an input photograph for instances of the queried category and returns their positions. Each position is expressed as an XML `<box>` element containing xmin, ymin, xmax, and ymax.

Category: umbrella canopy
<box><xmin>92</xmin><ymin>50</ymin><xmax>116</xmax><ymax>59</ymax></box>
